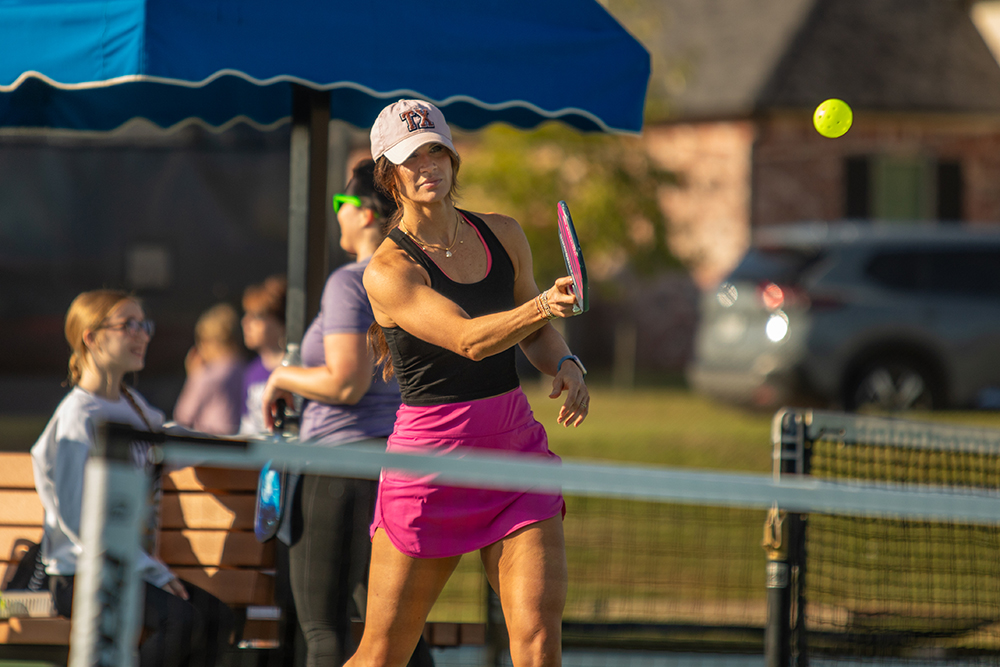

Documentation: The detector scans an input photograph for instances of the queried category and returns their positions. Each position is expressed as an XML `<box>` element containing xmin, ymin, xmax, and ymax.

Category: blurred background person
<box><xmin>260</xmin><ymin>159</ymin><xmax>431</xmax><ymax>667</ymax></box>
<box><xmin>173</xmin><ymin>302</ymin><xmax>246</xmax><ymax>435</ymax></box>
<box><xmin>240</xmin><ymin>274</ymin><xmax>287</xmax><ymax>435</ymax></box>
<box><xmin>237</xmin><ymin>273</ymin><xmax>302</xmax><ymax>663</ymax></box>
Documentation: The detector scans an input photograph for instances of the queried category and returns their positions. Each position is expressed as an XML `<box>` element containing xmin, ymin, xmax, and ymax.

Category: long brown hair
<box><xmin>65</xmin><ymin>289</ymin><xmax>134</xmax><ymax>387</ymax></box>
<box><xmin>368</xmin><ymin>149</ymin><xmax>462</xmax><ymax>381</ymax></box>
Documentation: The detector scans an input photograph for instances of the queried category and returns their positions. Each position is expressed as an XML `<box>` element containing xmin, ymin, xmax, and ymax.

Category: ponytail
<box><xmin>373</xmin><ymin>157</ymin><xmax>404</xmax><ymax>237</ymax></box>
<box><xmin>66</xmin><ymin>350</ymin><xmax>85</xmax><ymax>388</ymax></box>
<box><xmin>367</xmin><ymin>321</ymin><xmax>395</xmax><ymax>382</ymax></box>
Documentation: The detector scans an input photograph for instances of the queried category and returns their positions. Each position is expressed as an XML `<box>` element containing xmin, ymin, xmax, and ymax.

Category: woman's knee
<box><xmin>501</xmin><ymin>587</ymin><xmax>564</xmax><ymax>666</ymax></box>
<box><xmin>508</xmin><ymin>622</ymin><xmax>562</xmax><ymax>667</ymax></box>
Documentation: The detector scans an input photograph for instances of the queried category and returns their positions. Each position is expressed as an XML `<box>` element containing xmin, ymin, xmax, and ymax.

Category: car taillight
<box><xmin>759</xmin><ymin>283</ymin><xmax>784</xmax><ymax>310</ymax></box>
<box><xmin>757</xmin><ymin>282</ymin><xmax>808</xmax><ymax>311</ymax></box>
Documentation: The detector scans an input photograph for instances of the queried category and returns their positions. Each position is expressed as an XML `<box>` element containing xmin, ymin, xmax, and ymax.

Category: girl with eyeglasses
<box><xmin>30</xmin><ymin>289</ymin><xmax>234</xmax><ymax>667</ymax></box>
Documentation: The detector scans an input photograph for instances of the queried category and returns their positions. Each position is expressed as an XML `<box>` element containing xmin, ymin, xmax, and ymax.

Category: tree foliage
<box><xmin>457</xmin><ymin>123</ymin><xmax>679</xmax><ymax>290</ymax></box>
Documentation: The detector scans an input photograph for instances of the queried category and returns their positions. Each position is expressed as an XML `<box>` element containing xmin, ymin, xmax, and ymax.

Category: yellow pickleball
<box><xmin>813</xmin><ymin>98</ymin><xmax>853</xmax><ymax>138</ymax></box>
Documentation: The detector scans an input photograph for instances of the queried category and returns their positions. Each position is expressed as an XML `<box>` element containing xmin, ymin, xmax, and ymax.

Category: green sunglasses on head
<box><xmin>332</xmin><ymin>194</ymin><xmax>363</xmax><ymax>213</ymax></box>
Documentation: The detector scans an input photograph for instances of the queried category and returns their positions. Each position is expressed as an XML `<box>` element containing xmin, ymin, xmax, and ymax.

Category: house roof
<box><xmin>654</xmin><ymin>0</ymin><xmax>1000</xmax><ymax>120</ymax></box>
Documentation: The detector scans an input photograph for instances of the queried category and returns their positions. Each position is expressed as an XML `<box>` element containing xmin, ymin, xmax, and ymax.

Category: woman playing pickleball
<box><xmin>346</xmin><ymin>99</ymin><xmax>589</xmax><ymax>667</ymax></box>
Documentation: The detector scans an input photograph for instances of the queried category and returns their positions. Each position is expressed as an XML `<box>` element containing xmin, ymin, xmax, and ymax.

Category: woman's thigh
<box><xmin>353</xmin><ymin>529</ymin><xmax>460</xmax><ymax>663</ymax></box>
<box><xmin>480</xmin><ymin>516</ymin><xmax>567</xmax><ymax>636</ymax></box>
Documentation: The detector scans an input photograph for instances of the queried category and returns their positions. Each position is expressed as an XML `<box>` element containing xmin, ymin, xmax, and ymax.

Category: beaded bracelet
<box><xmin>533</xmin><ymin>294</ymin><xmax>546</xmax><ymax>320</ymax></box>
<box><xmin>534</xmin><ymin>294</ymin><xmax>549</xmax><ymax>320</ymax></box>
<box><xmin>537</xmin><ymin>292</ymin><xmax>556</xmax><ymax>320</ymax></box>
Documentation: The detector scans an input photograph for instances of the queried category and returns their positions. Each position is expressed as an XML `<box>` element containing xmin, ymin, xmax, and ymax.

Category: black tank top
<box><xmin>382</xmin><ymin>210</ymin><xmax>520</xmax><ymax>406</ymax></box>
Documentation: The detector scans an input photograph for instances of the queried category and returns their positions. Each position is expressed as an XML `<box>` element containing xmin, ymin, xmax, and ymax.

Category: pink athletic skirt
<box><xmin>371</xmin><ymin>387</ymin><xmax>565</xmax><ymax>558</ymax></box>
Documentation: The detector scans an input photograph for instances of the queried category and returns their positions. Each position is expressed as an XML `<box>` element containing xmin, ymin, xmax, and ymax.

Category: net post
<box><xmin>765</xmin><ymin>408</ymin><xmax>810</xmax><ymax>667</ymax></box>
<box><xmin>68</xmin><ymin>422</ymin><xmax>155</xmax><ymax>667</ymax></box>
<box><xmin>485</xmin><ymin>586</ymin><xmax>509</xmax><ymax>666</ymax></box>
<box><xmin>763</xmin><ymin>505</ymin><xmax>791</xmax><ymax>667</ymax></box>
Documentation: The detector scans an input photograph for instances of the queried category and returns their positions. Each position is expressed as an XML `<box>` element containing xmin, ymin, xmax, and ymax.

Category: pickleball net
<box><xmin>775</xmin><ymin>409</ymin><xmax>1000</xmax><ymax>666</ymax></box>
<box><xmin>70</xmin><ymin>410</ymin><xmax>1000</xmax><ymax>667</ymax></box>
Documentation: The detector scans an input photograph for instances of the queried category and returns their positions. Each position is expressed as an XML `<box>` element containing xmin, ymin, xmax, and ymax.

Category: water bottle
<box><xmin>277</xmin><ymin>344</ymin><xmax>302</xmax><ymax>437</ymax></box>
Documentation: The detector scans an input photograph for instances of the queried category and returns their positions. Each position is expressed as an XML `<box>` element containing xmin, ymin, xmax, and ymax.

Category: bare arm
<box><xmin>260</xmin><ymin>332</ymin><xmax>373</xmax><ymax>428</ymax></box>
<box><xmin>511</xmin><ymin>228</ymin><xmax>589</xmax><ymax>427</ymax></box>
<box><xmin>364</xmin><ymin>214</ymin><xmax>579</xmax><ymax>361</ymax></box>
<box><xmin>367</xmin><ymin>212</ymin><xmax>588</xmax><ymax>426</ymax></box>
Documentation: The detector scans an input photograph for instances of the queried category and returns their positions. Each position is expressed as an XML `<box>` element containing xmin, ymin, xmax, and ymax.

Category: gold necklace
<box><xmin>402</xmin><ymin>211</ymin><xmax>464</xmax><ymax>258</ymax></box>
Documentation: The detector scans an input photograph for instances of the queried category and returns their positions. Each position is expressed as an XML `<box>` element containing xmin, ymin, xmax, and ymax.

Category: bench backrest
<box><xmin>1</xmin><ymin>452</ymin><xmax>486</xmax><ymax>651</ymax></box>
<box><xmin>0</xmin><ymin>452</ymin><xmax>275</xmax><ymax>611</ymax></box>
<box><xmin>0</xmin><ymin>453</ymin><xmax>44</xmax><ymax>591</ymax></box>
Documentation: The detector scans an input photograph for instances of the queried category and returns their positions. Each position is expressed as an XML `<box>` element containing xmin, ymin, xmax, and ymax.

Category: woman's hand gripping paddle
<box><xmin>557</xmin><ymin>201</ymin><xmax>589</xmax><ymax>313</ymax></box>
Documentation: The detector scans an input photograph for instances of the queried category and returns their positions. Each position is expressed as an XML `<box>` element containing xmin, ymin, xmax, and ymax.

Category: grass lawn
<box><xmin>0</xmin><ymin>383</ymin><xmax>780</xmax><ymax>466</ymax></box>
<box><xmin>8</xmin><ymin>382</ymin><xmax>1000</xmax><ymax>636</ymax></box>
<box><xmin>430</xmin><ymin>385</ymin><xmax>1000</xmax><ymax>627</ymax></box>
<box><xmin>432</xmin><ymin>383</ymin><xmax>781</xmax><ymax>624</ymax></box>
<box><xmin>521</xmin><ymin>381</ymin><xmax>775</xmax><ymax>472</ymax></box>
<box><xmin>7</xmin><ymin>381</ymin><xmax>997</xmax><ymax>467</ymax></box>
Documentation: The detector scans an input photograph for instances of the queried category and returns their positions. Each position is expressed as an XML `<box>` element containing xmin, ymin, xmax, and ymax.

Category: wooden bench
<box><xmin>0</xmin><ymin>451</ymin><xmax>286</xmax><ymax>663</ymax></box>
<box><xmin>0</xmin><ymin>452</ymin><xmax>487</xmax><ymax>664</ymax></box>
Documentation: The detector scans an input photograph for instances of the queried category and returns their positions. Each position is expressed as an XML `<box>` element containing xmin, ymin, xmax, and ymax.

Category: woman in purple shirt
<box><xmin>260</xmin><ymin>160</ymin><xmax>429</xmax><ymax>667</ymax></box>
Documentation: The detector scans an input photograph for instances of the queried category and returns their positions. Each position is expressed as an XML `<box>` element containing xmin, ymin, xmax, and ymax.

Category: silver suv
<box><xmin>688</xmin><ymin>222</ymin><xmax>1000</xmax><ymax>411</ymax></box>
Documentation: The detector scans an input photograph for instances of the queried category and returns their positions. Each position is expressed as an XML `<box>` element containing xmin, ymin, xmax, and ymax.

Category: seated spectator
<box><xmin>240</xmin><ymin>275</ymin><xmax>287</xmax><ymax>435</ymax></box>
<box><xmin>173</xmin><ymin>303</ymin><xmax>246</xmax><ymax>435</ymax></box>
<box><xmin>32</xmin><ymin>289</ymin><xmax>234</xmax><ymax>667</ymax></box>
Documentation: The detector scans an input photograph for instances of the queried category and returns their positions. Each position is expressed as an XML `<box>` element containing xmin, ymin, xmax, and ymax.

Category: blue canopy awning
<box><xmin>0</xmin><ymin>0</ymin><xmax>650</xmax><ymax>134</ymax></box>
<box><xmin>0</xmin><ymin>0</ymin><xmax>650</xmax><ymax>349</ymax></box>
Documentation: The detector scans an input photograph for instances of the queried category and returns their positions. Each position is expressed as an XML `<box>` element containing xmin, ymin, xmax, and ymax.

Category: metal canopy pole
<box><xmin>285</xmin><ymin>84</ymin><xmax>330</xmax><ymax>358</ymax></box>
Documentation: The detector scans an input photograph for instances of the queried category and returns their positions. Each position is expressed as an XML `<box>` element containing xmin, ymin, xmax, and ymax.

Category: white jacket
<box><xmin>30</xmin><ymin>386</ymin><xmax>174</xmax><ymax>587</ymax></box>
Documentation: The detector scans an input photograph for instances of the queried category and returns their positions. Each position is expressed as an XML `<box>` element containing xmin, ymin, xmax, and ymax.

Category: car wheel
<box><xmin>845</xmin><ymin>357</ymin><xmax>940</xmax><ymax>412</ymax></box>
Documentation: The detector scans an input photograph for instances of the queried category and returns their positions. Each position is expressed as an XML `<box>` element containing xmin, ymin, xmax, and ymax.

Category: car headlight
<box><xmin>765</xmin><ymin>311</ymin><xmax>789</xmax><ymax>342</ymax></box>
<box><xmin>716</xmin><ymin>282</ymin><xmax>738</xmax><ymax>307</ymax></box>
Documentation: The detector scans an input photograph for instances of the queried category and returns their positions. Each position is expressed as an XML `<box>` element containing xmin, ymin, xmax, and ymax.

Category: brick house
<box><xmin>643</xmin><ymin>0</ymin><xmax>1000</xmax><ymax>289</ymax></box>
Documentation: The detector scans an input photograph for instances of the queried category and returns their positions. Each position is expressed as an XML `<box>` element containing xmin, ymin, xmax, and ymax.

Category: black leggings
<box><xmin>288</xmin><ymin>474</ymin><xmax>433</xmax><ymax>667</ymax></box>
<box><xmin>51</xmin><ymin>575</ymin><xmax>235</xmax><ymax>667</ymax></box>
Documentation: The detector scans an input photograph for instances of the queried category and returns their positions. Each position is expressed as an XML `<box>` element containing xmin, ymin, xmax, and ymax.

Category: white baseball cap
<box><xmin>370</xmin><ymin>99</ymin><xmax>457</xmax><ymax>165</ymax></box>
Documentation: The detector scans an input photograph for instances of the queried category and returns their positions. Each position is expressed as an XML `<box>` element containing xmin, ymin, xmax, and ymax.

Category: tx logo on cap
<box><xmin>399</xmin><ymin>107</ymin><xmax>435</xmax><ymax>133</ymax></box>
